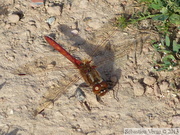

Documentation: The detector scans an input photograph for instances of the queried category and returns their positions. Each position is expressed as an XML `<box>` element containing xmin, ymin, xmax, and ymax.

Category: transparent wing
<box><xmin>86</xmin><ymin>23</ymin><xmax>136</xmax><ymax>66</ymax></box>
<box><xmin>89</xmin><ymin>21</ymin><xmax>154</xmax><ymax>66</ymax></box>
<box><xmin>13</xmin><ymin>54</ymin><xmax>81</xmax><ymax>115</ymax></box>
<box><xmin>12</xmin><ymin>55</ymin><xmax>75</xmax><ymax>75</ymax></box>
<box><xmin>34</xmin><ymin>74</ymin><xmax>80</xmax><ymax>116</ymax></box>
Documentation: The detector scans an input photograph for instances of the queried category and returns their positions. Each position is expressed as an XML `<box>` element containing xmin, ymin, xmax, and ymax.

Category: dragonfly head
<box><xmin>92</xmin><ymin>81</ymin><xmax>109</xmax><ymax>97</ymax></box>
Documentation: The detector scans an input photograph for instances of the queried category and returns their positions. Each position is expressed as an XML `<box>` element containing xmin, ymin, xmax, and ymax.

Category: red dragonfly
<box><xmin>44</xmin><ymin>36</ymin><xmax>111</xmax><ymax>98</ymax></box>
<box><xmin>14</xmin><ymin>24</ymin><xmax>133</xmax><ymax>116</ymax></box>
<box><xmin>27</xmin><ymin>36</ymin><xmax>115</xmax><ymax>116</ymax></box>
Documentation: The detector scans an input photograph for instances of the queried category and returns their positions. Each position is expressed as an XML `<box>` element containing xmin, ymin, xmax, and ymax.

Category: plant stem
<box><xmin>130</xmin><ymin>14</ymin><xmax>162</xmax><ymax>24</ymax></box>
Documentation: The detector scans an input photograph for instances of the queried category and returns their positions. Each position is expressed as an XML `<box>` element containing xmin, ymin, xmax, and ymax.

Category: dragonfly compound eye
<box><xmin>93</xmin><ymin>84</ymin><xmax>101</xmax><ymax>94</ymax></box>
<box><xmin>93</xmin><ymin>81</ymin><xmax>109</xmax><ymax>96</ymax></box>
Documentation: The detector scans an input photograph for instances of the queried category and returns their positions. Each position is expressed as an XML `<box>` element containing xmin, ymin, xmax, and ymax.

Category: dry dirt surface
<box><xmin>0</xmin><ymin>0</ymin><xmax>180</xmax><ymax>135</ymax></box>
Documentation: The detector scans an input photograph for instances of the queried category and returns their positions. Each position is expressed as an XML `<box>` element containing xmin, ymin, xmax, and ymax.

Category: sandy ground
<box><xmin>0</xmin><ymin>0</ymin><xmax>180</xmax><ymax>135</ymax></box>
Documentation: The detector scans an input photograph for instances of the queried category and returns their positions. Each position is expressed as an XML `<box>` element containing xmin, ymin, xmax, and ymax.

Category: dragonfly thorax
<box><xmin>78</xmin><ymin>61</ymin><xmax>109</xmax><ymax>98</ymax></box>
<box><xmin>78</xmin><ymin>60</ymin><xmax>102</xmax><ymax>85</ymax></box>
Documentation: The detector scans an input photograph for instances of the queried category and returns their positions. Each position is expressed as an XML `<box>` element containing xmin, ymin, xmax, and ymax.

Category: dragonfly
<box><xmin>14</xmin><ymin>24</ymin><xmax>136</xmax><ymax>116</ymax></box>
<box><xmin>44</xmin><ymin>36</ymin><xmax>111</xmax><ymax>99</ymax></box>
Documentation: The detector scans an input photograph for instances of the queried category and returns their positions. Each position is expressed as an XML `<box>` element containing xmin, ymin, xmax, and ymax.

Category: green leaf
<box><xmin>161</xmin><ymin>39</ymin><xmax>164</xmax><ymax>46</ymax></box>
<box><xmin>150</xmin><ymin>3</ymin><xmax>162</xmax><ymax>10</ymax></box>
<box><xmin>158</xmin><ymin>49</ymin><xmax>171</xmax><ymax>53</ymax></box>
<box><xmin>162</xmin><ymin>54</ymin><xmax>176</xmax><ymax>63</ymax></box>
<box><xmin>173</xmin><ymin>40</ymin><xmax>180</xmax><ymax>53</ymax></box>
<box><xmin>165</xmin><ymin>35</ymin><xmax>170</xmax><ymax>47</ymax></box>
<box><xmin>160</xmin><ymin>7</ymin><xmax>168</xmax><ymax>14</ymax></box>
<box><xmin>152</xmin><ymin>14</ymin><xmax>168</xmax><ymax>21</ymax></box>
<box><xmin>169</xmin><ymin>14</ymin><xmax>180</xmax><ymax>25</ymax></box>
<box><xmin>173</xmin><ymin>7</ymin><xmax>180</xmax><ymax>14</ymax></box>
<box><xmin>149</xmin><ymin>0</ymin><xmax>164</xmax><ymax>10</ymax></box>
<box><xmin>153</xmin><ymin>43</ymin><xmax>160</xmax><ymax>50</ymax></box>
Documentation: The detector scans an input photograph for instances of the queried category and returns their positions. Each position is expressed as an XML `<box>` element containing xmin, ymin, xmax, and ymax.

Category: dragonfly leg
<box><xmin>69</xmin><ymin>87</ymin><xmax>86</xmax><ymax>100</ymax></box>
<box><xmin>112</xmin><ymin>88</ymin><xmax>119</xmax><ymax>101</ymax></box>
<box><xmin>96</xmin><ymin>95</ymin><xmax>106</xmax><ymax>105</ymax></box>
<box><xmin>69</xmin><ymin>87</ymin><xmax>91</xmax><ymax>111</ymax></box>
<box><xmin>80</xmin><ymin>101</ymin><xmax>91</xmax><ymax>112</ymax></box>
<box><xmin>68</xmin><ymin>93</ymin><xmax>76</xmax><ymax>99</ymax></box>
<box><xmin>107</xmin><ymin>75</ymin><xmax>120</xmax><ymax>101</ymax></box>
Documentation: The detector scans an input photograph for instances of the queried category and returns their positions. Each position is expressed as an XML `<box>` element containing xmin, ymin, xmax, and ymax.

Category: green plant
<box><xmin>116</xmin><ymin>0</ymin><xmax>180</xmax><ymax>72</ymax></box>
<box><xmin>115</xmin><ymin>13</ymin><xmax>158</xmax><ymax>29</ymax></box>
<box><xmin>140</xmin><ymin>0</ymin><xmax>180</xmax><ymax>33</ymax></box>
<box><xmin>153</xmin><ymin>35</ymin><xmax>180</xmax><ymax>71</ymax></box>
<box><xmin>116</xmin><ymin>0</ymin><xmax>180</xmax><ymax>33</ymax></box>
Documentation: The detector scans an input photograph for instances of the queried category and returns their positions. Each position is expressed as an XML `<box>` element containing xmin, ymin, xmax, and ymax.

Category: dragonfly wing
<box><xmin>13</xmin><ymin>55</ymin><xmax>73</xmax><ymax>75</ymax></box>
<box><xmin>89</xmin><ymin>26</ymin><xmax>136</xmax><ymax>65</ymax></box>
<box><xmin>12</xmin><ymin>54</ymin><xmax>80</xmax><ymax>115</ymax></box>
<box><xmin>34</xmin><ymin>74</ymin><xmax>80</xmax><ymax>116</ymax></box>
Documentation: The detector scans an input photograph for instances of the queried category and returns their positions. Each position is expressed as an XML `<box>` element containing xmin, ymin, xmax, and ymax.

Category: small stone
<box><xmin>172</xmin><ymin>115</ymin><xmax>180</xmax><ymax>125</ymax></box>
<box><xmin>8</xmin><ymin>14</ymin><xmax>20</xmax><ymax>23</ymax></box>
<box><xmin>153</xmin><ymin>83</ymin><xmax>161</xmax><ymax>97</ymax></box>
<box><xmin>145</xmin><ymin>86</ymin><xmax>153</xmax><ymax>94</ymax></box>
<box><xmin>71</xmin><ymin>29</ymin><xmax>79</xmax><ymax>35</ymax></box>
<box><xmin>46</xmin><ymin>16</ymin><xmax>56</xmax><ymax>26</ymax></box>
<box><xmin>133</xmin><ymin>82</ymin><xmax>144</xmax><ymax>96</ymax></box>
<box><xmin>0</xmin><ymin>22</ymin><xmax>5</xmax><ymax>27</ymax></box>
<box><xmin>47</xmin><ymin>6</ymin><xmax>60</xmax><ymax>16</ymax></box>
<box><xmin>159</xmin><ymin>81</ymin><xmax>169</xmax><ymax>92</ymax></box>
<box><xmin>143</xmin><ymin>76</ymin><xmax>156</xmax><ymax>86</ymax></box>
<box><xmin>142</xmin><ymin>47</ymin><xmax>149</xmax><ymax>53</ymax></box>
<box><xmin>5</xmin><ymin>23</ymin><xmax>10</xmax><ymax>29</ymax></box>
<box><xmin>7</xmin><ymin>108</ymin><xmax>13</xmax><ymax>115</ymax></box>
<box><xmin>160</xmin><ymin>121</ymin><xmax>168</xmax><ymax>127</ymax></box>
<box><xmin>77</xmin><ymin>128</ymin><xmax>82</xmax><ymax>132</ymax></box>
<box><xmin>172</xmin><ymin>95</ymin><xmax>179</xmax><ymax>103</ymax></box>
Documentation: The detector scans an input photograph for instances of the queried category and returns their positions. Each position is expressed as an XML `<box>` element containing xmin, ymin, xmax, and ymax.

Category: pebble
<box><xmin>5</xmin><ymin>23</ymin><xmax>10</xmax><ymax>29</ymax></box>
<box><xmin>133</xmin><ymin>82</ymin><xmax>144</xmax><ymax>96</ymax></box>
<box><xmin>46</xmin><ymin>16</ymin><xmax>56</xmax><ymax>26</ymax></box>
<box><xmin>172</xmin><ymin>115</ymin><xmax>180</xmax><ymax>125</ymax></box>
<box><xmin>71</xmin><ymin>29</ymin><xmax>79</xmax><ymax>35</ymax></box>
<box><xmin>153</xmin><ymin>83</ymin><xmax>161</xmax><ymax>97</ymax></box>
<box><xmin>4</xmin><ymin>52</ymin><xmax>15</xmax><ymax>61</ymax></box>
<box><xmin>8</xmin><ymin>14</ymin><xmax>20</xmax><ymax>23</ymax></box>
<box><xmin>160</xmin><ymin>121</ymin><xmax>169</xmax><ymax>127</ymax></box>
<box><xmin>159</xmin><ymin>81</ymin><xmax>169</xmax><ymax>92</ymax></box>
<box><xmin>47</xmin><ymin>6</ymin><xmax>61</xmax><ymax>16</ymax></box>
<box><xmin>172</xmin><ymin>95</ymin><xmax>179</xmax><ymax>103</ymax></box>
<box><xmin>143</xmin><ymin>76</ymin><xmax>156</xmax><ymax>86</ymax></box>
<box><xmin>6</xmin><ymin>108</ymin><xmax>14</xmax><ymax>115</ymax></box>
<box><xmin>145</xmin><ymin>86</ymin><xmax>153</xmax><ymax>94</ymax></box>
